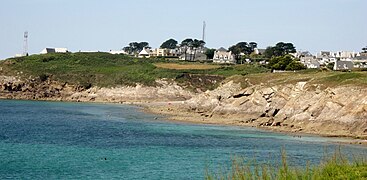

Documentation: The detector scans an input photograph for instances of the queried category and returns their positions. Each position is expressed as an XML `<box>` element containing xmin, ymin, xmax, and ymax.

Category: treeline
<box><xmin>122</xmin><ymin>38</ymin><xmax>306</xmax><ymax>71</ymax></box>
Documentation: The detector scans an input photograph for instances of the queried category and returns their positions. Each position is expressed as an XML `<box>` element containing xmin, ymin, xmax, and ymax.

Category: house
<box><xmin>213</xmin><ymin>47</ymin><xmax>236</xmax><ymax>64</ymax></box>
<box><xmin>332</xmin><ymin>51</ymin><xmax>358</xmax><ymax>59</ymax></box>
<box><xmin>179</xmin><ymin>47</ymin><xmax>207</xmax><ymax>61</ymax></box>
<box><xmin>151</xmin><ymin>48</ymin><xmax>179</xmax><ymax>57</ymax></box>
<box><xmin>334</xmin><ymin>60</ymin><xmax>354</xmax><ymax>71</ymax></box>
<box><xmin>179</xmin><ymin>52</ymin><xmax>207</xmax><ymax>61</ymax></box>
<box><xmin>253</xmin><ymin>48</ymin><xmax>266</xmax><ymax>55</ymax></box>
<box><xmin>290</xmin><ymin>51</ymin><xmax>313</xmax><ymax>58</ymax></box>
<box><xmin>138</xmin><ymin>48</ymin><xmax>151</xmax><ymax>58</ymax></box>
<box><xmin>40</xmin><ymin>48</ymin><xmax>68</xmax><ymax>54</ymax></box>
<box><xmin>316</xmin><ymin>51</ymin><xmax>336</xmax><ymax>65</ymax></box>
<box><xmin>301</xmin><ymin>57</ymin><xmax>320</xmax><ymax>69</ymax></box>
<box><xmin>109</xmin><ymin>50</ymin><xmax>127</xmax><ymax>55</ymax></box>
<box><xmin>352</xmin><ymin>56</ymin><xmax>367</xmax><ymax>68</ymax></box>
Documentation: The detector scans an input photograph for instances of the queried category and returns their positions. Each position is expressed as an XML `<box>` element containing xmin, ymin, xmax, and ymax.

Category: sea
<box><xmin>0</xmin><ymin>100</ymin><xmax>366</xmax><ymax>179</ymax></box>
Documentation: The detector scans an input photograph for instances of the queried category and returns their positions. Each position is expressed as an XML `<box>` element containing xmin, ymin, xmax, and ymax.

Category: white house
<box><xmin>138</xmin><ymin>48</ymin><xmax>151</xmax><ymax>58</ymax></box>
<box><xmin>213</xmin><ymin>47</ymin><xmax>236</xmax><ymax>64</ymax></box>
<box><xmin>40</xmin><ymin>48</ymin><xmax>68</xmax><ymax>54</ymax></box>
<box><xmin>151</xmin><ymin>48</ymin><xmax>179</xmax><ymax>57</ymax></box>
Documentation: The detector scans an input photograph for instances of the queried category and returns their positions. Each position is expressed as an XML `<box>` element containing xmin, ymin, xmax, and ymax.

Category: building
<box><xmin>151</xmin><ymin>48</ymin><xmax>179</xmax><ymax>57</ymax></box>
<box><xmin>253</xmin><ymin>48</ymin><xmax>266</xmax><ymax>55</ymax></box>
<box><xmin>352</xmin><ymin>55</ymin><xmax>367</xmax><ymax>68</ymax></box>
<box><xmin>179</xmin><ymin>52</ymin><xmax>207</xmax><ymax>61</ymax></box>
<box><xmin>290</xmin><ymin>51</ymin><xmax>313</xmax><ymax>58</ymax></box>
<box><xmin>334</xmin><ymin>61</ymin><xmax>354</xmax><ymax>71</ymax></box>
<box><xmin>40</xmin><ymin>48</ymin><xmax>68</xmax><ymax>54</ymax></box>
<box><xmin>213</xmin><ymin>47</ymin><xmax>236</xmax><ymax>64</ymax></box>
<box><xmin>138</xmin><ymin>48</ymin><xmax>151</xmax><ymax>58</ymax></box>
<box><xmin>301</xmin><ymin>57</ymin><xmax>320</xmax><ymax>69</ymax></box>
<box><xmin>332</xmin><ymin>51</ymin><xmax>359</xmax><ymax>59</ymax></box>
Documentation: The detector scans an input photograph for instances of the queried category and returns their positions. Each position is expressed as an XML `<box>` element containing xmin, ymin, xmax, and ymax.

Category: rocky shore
<box><xmin>1</xmin><ymin>75</ymin><xmax>367</xmax><ymax>143</ymax></box>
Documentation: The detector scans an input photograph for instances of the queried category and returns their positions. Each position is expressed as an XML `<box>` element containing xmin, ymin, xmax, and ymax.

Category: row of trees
<box><xmin>262</xmin><ymin>42</ymin><xmax>304</xmax><ymax>71</ymax></box>
<box><xmin>121</xmin><ymin>39</ymin><xmax>304</xmax><ymax>71</ymax></box>
<box><xmin>263</xmin><ymin>42</ymin><xmax>296</xmax><ymax>58</ymax></box>
<box><xmin>123</xmin><ymin>38</ymin><xmax>206</xmax><ymax>61</ymax></box>
<box><xmin>123</xmin><ymin>42</ymin><xmax>150</xmax><ymax>55</ymax></box>
<box><xmin>229</xmin><ymin>42</ymin><xmax>258</xmax><ymax>60</ymax></box>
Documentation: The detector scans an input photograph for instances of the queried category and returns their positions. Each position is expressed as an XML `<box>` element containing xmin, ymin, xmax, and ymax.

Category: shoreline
<box><xmin>1</xmin><ymin>97</ymin><xmax>367</xmax><ymax>146</ymax></box>
<box><xmin>138</xmin><ymin>101</ymin><xmax>367</xmax><ymax>146</ymax></box>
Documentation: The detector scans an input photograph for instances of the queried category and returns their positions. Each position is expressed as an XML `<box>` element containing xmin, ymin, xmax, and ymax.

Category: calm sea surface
<box><xmin>0</xmin><ymin>100</ymin><xmax>366</xmax><ymax>179</ymax></box>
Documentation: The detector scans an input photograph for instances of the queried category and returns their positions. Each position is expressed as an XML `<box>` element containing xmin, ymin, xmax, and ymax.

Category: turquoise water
<box><xmin>0</xmin><ymin>100</ymin><xmax>366</xmax><ymax>179</ymax></box>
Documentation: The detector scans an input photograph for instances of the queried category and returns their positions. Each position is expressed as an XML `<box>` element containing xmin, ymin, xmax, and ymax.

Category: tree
<box><xmin>160</xmin><ymin>39</ymin><xmax>178</xmax><ymax>49</ymax></box>
<box><xmin>249</xmin><ymin>42</ymin><xmax>258</xmax><ymax>50</ymax></box>
<box><xmin>285</xmin><ymin>61</ymin><xmax>306</xmax><ymax>71</ymax></box>
<box><xmin>273</xmin><ymin>42</ymin><xmax>296</xmax><ymax>56</ymax></box>
<box><xmin>192</xmin><ymin>39</ymin><xmax>206</xmax><ymax>60</ymax></box>
<box><xmin>180</xmin><ymin>38</ymin><xmax>194</xmax><ymax>60</ymax></box>
<box><xmin>263</xmin><ymin>42</ymin><xmax>296</xmax><ymax>58</ymax></box>
<box><xmin>205</xmin><ymin>48</ymin><xmax>216</xmax><ymax>59</ymax></box>
<box><xmin>263</xmin><ymin>46</ymin><xmax>275</xmax><ymax>58</ymax></box>
<box><xmin>228</xmin><ymin>42</ymin><xmax>257</xmax><ymax>60</ymax></box>
<box><xmin>268</xmin><ymin>55</ymin><xmax>305</xmax><ymax>71</ymax></box>
<box><xmin>123</xmin><ymin>42</ymin><xmax>150</xmax><ymax>55</ymax></box>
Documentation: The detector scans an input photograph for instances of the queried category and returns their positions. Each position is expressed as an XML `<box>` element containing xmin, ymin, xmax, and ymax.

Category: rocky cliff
<box><xmin>0</xmin><ymin>76</ymin><xmax>193</xmax><ymax>103</ymax></box>
<box><xmin>1</xmin><ymin>75</ymin><xmax>366</xmax><ymax>139</ymax></box>
<box><xmin>181</xmin><ymin>81</ymin><xmax>367</xmax><ymax>138</ymax></box>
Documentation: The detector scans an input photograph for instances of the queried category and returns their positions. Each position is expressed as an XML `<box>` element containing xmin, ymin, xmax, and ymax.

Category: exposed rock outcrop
<box><xmin>178</xmin><ymin>81</ymin><xmax>367</xmax><ymax>138</ymax></box>
<box><xmin>1</xmin><ymin>75</ymin><xmax>366</xmax><ymax>139</ymax></box>
<box><xmin>0</xmin><ymin>76</ymin><xmax>193</xmax><ymax>103</ymax></box>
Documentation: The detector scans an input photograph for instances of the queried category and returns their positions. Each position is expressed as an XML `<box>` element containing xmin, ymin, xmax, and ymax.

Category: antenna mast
<box><xmin>202</xmin><ymin>21</ymin><xmax>206</xmax><ymax>42</ymax></box>
<box><xmin>23</xmin><ymin>31</ymin><xmax>28</xmax><ymax>56</ymax></box>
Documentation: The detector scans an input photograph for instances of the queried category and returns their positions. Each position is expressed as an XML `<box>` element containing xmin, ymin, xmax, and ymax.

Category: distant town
<box><xmin>16</xmin><ymin>38</ymin><xmax>367</xmax><ymax>71</ymax></box>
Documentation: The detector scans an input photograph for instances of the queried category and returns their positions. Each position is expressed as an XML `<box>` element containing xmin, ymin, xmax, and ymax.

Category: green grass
<box><xmin>205</xmin><ymin>149</ymin><xmax>367</xmax><ymax>180</ymax></box>
<box><xmin>2</xmin><ymin>53</ymin><xmax>367</xmax><ymax>90</ymax></box>
<box><xmin>0</xmin><ymin>52</ymin><xmax>268</xmax><ymax>90</ymax></box>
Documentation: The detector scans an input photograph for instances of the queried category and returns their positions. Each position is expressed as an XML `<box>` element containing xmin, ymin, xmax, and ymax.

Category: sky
<box><xmin>0</xmin><ymin>0</ymin><xmax>366</xmax><ymax>60</ymax></box>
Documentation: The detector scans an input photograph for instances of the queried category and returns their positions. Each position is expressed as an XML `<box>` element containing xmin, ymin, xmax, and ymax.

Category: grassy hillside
<box><xmin>0</xmin><ymin>52</ymin><xmax>269</xmax><ymax>89</ymax></box>
<box><xmin>1</xmin><ymin>52</ymin><xmax>366</xmax><ymax>90</ymax></box>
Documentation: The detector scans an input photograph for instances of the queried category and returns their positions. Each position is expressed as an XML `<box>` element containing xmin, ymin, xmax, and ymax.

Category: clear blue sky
<box><xmin>1</xmin><ymin>0</ymin><xmax>366</xmax><ymax>60</ymax></box>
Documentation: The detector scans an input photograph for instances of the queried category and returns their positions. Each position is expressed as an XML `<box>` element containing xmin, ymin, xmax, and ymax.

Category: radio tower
<box><xmin>23</xmin><ymin>31</ymin><xmax>29</xmax><ymax>56</ymax></box>
<box><xmin>202</xmin><ymin>21</ymin><xmax>206</xmax><ymax>42</ymax></box>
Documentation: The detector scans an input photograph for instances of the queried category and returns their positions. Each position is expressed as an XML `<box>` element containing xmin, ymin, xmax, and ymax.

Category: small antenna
<box><xmin>23</xmin><ymin>31</ymin><xmax>29</xmax><ymax>56</ymax></box>
<box><xmin>202</xmin><ymin>21</ymin><xmax>206</xmax><ymax>42</ymax></box>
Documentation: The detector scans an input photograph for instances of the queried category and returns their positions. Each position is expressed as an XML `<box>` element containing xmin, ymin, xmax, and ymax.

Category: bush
<box><xmin>268</xmin><ymin>55</ymin><xmax>306</xmax><ymax>71</ymax></box>
<box><xmin>206</xmin><ymin>148</ymin><xmax>367</xmax><ymax>180</ymax></box>
<box><xmin>285</xmin><ymin>61</ymin><xmax>306</xmax><ymax>71</ymax></box>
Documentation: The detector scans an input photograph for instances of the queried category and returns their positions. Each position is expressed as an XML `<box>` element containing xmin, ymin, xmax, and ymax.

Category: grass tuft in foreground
<box><xmin>205</xmin><ymin>149</ymin><xmax>367</xmax><ymax>180</ymax></box>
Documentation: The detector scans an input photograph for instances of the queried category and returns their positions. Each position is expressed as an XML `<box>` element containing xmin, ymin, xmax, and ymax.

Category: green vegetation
<box><xmin>123</xmin><ymin>42</ymin><xmax>150</xmax><ymax>55</ymax></box>
<box><xmin>206</xmin><ymin>149</ymin><xmax>367</xmax><ymax>180</ymax></box>
<box><xmin>268</xmin><ymin>55</ymin><xmax>306</xmax><ymax>71</ymax></box>
<box><xmin>160</xmin><ymin>38</ymin><xmax>178</xmax><ymax>49</ymax></box>
<box><xmin>245</xmin><ymin>70</ymin><xmax>367</xmax><ymax>88</ymax></box>
<box><xmin>0</xmin><ymin>52</ymin><xmax>268</xmax><ymax>89</ymax></box>
<box><xmin>263</xmin><ymin>42</ymin><xmax>297</xmax><ymax>58</ymax></box>
<box><xmin>2</xmin><ymin>52</ymin><xmax>367</xmax><ymax>90</ymax></box>
<box><xmin>229</xmin><ymin>42</ymin><xmax>258</xmax><ymax>60</ymax></box>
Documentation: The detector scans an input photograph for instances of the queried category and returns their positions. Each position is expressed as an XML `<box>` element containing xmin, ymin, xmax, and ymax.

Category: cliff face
<box><xmin>1</xmin><ymin>75</ymin><xmax>366</xmax><ymax>138</ymax></box>
<box><xmin>0</xmin><ymin>76</ymin><xmax>193</xmax><ymax>103</ymax></box>
<box><xmin>185</xmin><ymin>81</ymin><xmax>367</xmax><ymax>138</ymax></box>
